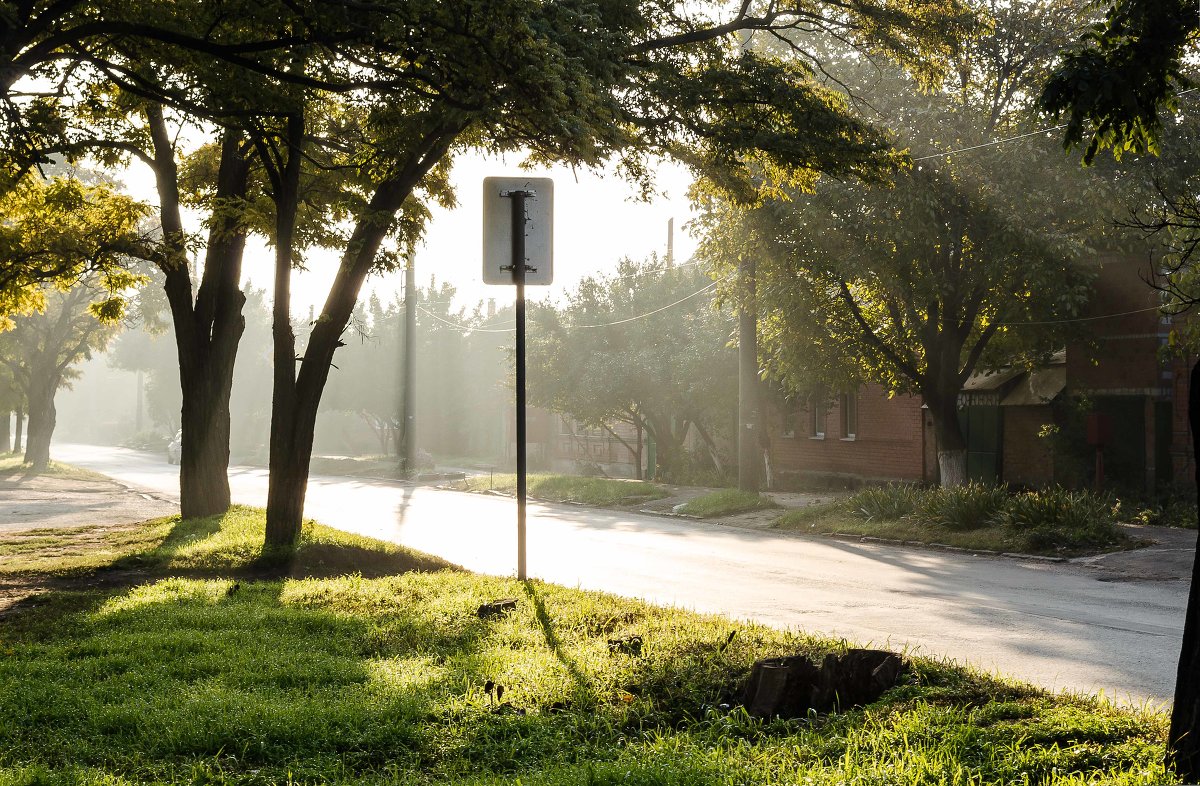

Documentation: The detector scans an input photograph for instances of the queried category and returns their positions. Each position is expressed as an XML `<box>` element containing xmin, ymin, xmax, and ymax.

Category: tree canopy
<box><xmin>0</xmin><ymin>174</ymin><xmax>148</xmax><ymax>322</ymax></box>
<box><xmin>696</xmin><ymin>0</ymin><xmax>1139</xmax><ymax>485</ymax></box>
<box><xmin>1039</xmin><ymin>0</ymin><xmax>1196</xmax><ymax>163</ymax></box>
<box><xmin>528</xmin><ymin>257</ymin><xmax>736</xmax><ymax>481</ymax></box>
<box><xmin>1039</xmin><ymin>0</ymin><xmax>1200</xmax><ymax>778</ymax></box>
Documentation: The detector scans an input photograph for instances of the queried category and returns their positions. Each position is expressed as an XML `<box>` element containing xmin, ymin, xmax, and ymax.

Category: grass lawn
<box><xmin>0</xmin><ymin>507</ymin><xmax>1176</xmax><ymax>785</ymax></box>
<box><xmin>461</xmin><ymin>473</ymin><xmax>669</xmax><ymax>506</ymax></box>
<box><xmin>677</xmin><ymin>489</ymin><xmax>780</xmax><ymax>518</ymax></box>
<box><xmin>0</xmin><ymin>454</ymin><xmax>110</xmax><ymax>482</ymax></box>
<box><xmin>308</xmin><ymin>455</ymin><xmax>405</xmax><ymax>480</ymax></box>
<box><xmin>0</xmin><ymin>505</ymin><xmax>454</xmax><ymax>580</ymax></box>
<box><xmin>778</xmin><ymin>503</ymin><xmax>1059</xmax><ymax>553</ymax></box>
<box><xmin>777</xmin><ymin>494</ymin><xmax>1132</xmax><ymax>556</ymax></box>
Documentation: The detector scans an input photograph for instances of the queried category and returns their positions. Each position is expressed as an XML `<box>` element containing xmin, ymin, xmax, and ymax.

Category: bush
<box><xmin>996</xmin><ymin>486</ymin><xmax>1124</xmax><ymax>550</ymax></box>
<box><xmin>120</xmin><ymin>430</ymin><xmax>170</xmax><ymax>452</ymax></box>
<box><xmin>918</xmin><ymin>482</ymin><xmax>1010</xmax><ymax>531</ymax></box>
<box><xmin>1129</xmin><ymin>487</ymin><xmax>1197</xmax><ymax>529</ymax></box>
<box><xmin>847</xmin><ymin>483</ymin><xmax>924</xmax><ymax>521</ymax></box>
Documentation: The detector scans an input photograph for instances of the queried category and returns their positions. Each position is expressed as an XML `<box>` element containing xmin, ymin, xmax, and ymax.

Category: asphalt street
<box><xmin>52</xmin><ymin>442</ymin><xmax>1188</xmax><ymax>705</ymax></box>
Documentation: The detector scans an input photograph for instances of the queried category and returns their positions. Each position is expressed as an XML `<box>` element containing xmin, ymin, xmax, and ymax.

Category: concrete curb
<box><xmin>449</xmin><ymin>486</ymin><xmax>1078</xmax><ymax>564</ymax></box>
<box><xmin>822</xmin><ymin>531</ymin><xmax>1067</xmax><ymax>563</ymax></box>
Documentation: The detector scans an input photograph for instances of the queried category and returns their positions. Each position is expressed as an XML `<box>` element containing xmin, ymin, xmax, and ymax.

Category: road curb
<box><xmin>822</xmin><ymin>531</ymin><xmax>1066</xmax><ymax>563</ymax></box>
<box><xmin>448</xmin><ymin>486</ymin><xmax>1071</xmax><ymax>563</ymax></box>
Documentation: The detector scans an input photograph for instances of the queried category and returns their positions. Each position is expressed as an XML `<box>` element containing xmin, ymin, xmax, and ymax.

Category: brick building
<box><xmin>767</xmin><ymin>255</ymin><xmax>1179</xmax><ymax>492</ymax></box>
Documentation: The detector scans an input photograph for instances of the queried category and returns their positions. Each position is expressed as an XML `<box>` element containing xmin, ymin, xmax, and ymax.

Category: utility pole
<box><xmin>737</xmin><ymin>254</ymin><xmax>760</xmax><ymax>491</ymax></box>
<box><xmin>399</xmin><ymin>251</ymin><xmax>417</xmax><ymax>474</ymax></box>
<box><xmin>667</xmin><ymin>217</ymin><xmax>674</xmax><ymax>268</ymax></box>
<box><xmin>135</xmin><ymin>370</ymin><xmax>144</xmax><ymax>434</ymax></box>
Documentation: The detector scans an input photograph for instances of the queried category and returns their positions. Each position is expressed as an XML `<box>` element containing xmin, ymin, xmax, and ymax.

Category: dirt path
<box><xmin>0</xmin><ymin>472</ymin><xmax>177</xmax><ymax>616</ymax></box>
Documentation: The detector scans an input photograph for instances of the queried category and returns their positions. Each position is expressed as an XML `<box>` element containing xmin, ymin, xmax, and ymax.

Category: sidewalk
<box><xmin>0</xmin><ymin>472</ymin><xmax>176</xmax><ymax>533</ymax></box>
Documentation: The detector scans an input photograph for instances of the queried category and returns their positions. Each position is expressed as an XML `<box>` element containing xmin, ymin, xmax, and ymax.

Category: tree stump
<box><xmin>741</xmin><ymin>648</ymin><xmax>906</xmax><ymax>718</ymax></box>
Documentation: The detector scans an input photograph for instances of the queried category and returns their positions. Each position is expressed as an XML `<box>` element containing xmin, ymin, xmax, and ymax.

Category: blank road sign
<box><xmin>482</xmin><ymin>176</ymin><xmax>553</xmax><ymax>285</ymax></box>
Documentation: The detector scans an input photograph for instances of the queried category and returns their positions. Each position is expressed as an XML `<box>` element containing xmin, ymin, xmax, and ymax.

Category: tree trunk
<box><xmin>263</xmin><ymin>121</ymin><xmax>462</xmax><ymax>546</ymax></box>
<box><xmin>264</xmin><ymin>113</ymin><xmax>307</xmax><ymax>549</ymax></box>
<box><xmin>0</xmin><ymin>410</ymin><xmax>10</xmax><ymax>454</ymax></box>
<box><xmin>646</xmin><ymin>413</ymin><xmax>686</xmax><ymax>481</ymax></box>
<box><xmin>1168</xmin><ymin>359</ymin><xmax>1200</xmax><ymax>780</ymax></box>
<box><xmin>635</xmin><ymin>418</ymin><xmax>643</xmax><ymax>481</ymax></box>
<box><xmin>178</xmin><ymin>381</ymin><xmax>234</xmax><ymax>518</ymax></box>
<box><xmin>928</xmin><ymin>394</ymin><xmax>968</xmax><ymax>487</ymax></box>
<box><xmin>22</xmin><ymin>371</ymin><xmax>57</xmax><ymax>471</ymax></box>
<box><xmin>694</xmin><ymin>421</ymin><xmax>726</xmax><ymax>476</ymax></box>
<box><xmin>12</xmin><ymin>409</ymin><xmax>23</xmax><ymax>454</ymax></box>
<box><xmin>737</xmin><ymin>255</ymin><xmax>761</xmax><ymax>491</ymax></box>
<box><xmin>147</xmin><ymin>109</ymin><xmax>249</xmax><ymax>520</ymax></box>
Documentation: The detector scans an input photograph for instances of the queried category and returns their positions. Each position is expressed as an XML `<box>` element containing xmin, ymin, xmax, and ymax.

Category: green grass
<box><xmin>677</xmin><ymin>489</ymin><xmax>780</xmax><ymax>518</ymax></box>
<box><xmin>0</xmin><ymin>521</ymin><xmax>176</xmax><ymax>576</ymax></box>
<box><xmin>0</xmin><ymin>505</ymin><xmax>454</xmax><ymax>579</ymax></box>
<box><xmin>0</xmin><ymin>454</ymin><xmax>110</xmax><ymax>482</ymax></box>
<box><xmin>462</xmin><ymin>473</ymin><xmax>669</xmax><ymax>506</ymax></box>
<box><xmin>0</xmin><ymin>508</ymin><xmax>1174</xmax><ymax>785</ymax></box>
<box><xmin>308</xmin><ymin>455</ymin><xmax>406</xmax><ymax>479</ymax></box>
<box><xmin>777</xmin><ymin>484</ymin><xmax>1137</xmax><ymax>556</ymax></box>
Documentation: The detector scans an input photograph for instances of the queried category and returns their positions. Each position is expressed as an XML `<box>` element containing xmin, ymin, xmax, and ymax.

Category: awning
<box><xmin>1001</xmin><ymin>366</ymin><xmax>1067</xmax><ymax>406</ymax></box>
<box><xmin>962</xmin><ymin>367</ymin><xmax>1024</xmax><ymax>392</ymax></box>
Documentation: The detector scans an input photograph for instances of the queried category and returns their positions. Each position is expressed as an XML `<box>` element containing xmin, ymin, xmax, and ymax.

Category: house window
<box><xmin>810</xmin><ymin>400</ymin><xmax>826</xmax><ymax>439</ymax></box>
<box><xmin>840</xmin><ymin>392</ymin><xmax>858</xmax><ymax>440</ymax></box>
<box><xmin>780</xmin><ymin>408</ymin><xmax>796</xmax><ymax>439</ymax></box>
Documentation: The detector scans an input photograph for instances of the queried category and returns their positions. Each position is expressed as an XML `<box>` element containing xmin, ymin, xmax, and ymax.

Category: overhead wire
<box><xmin>410</xmin><ymin>90</ymin><xmax>1200</xmax><ymax>337</ymax></box>
<box><xmin>998</xmin><ymin>303</ymin><xmax>1168</xmax><ymax>327</ymax></box>
<box><xmin>415</xmin><ymin>274</ymin><xmax>731</xmax><ymax>334</ymax></box>
<box><xmin>912</xmin><ymin>87</ymin><xmax>1198</xmax><ymax>163</ymax></box>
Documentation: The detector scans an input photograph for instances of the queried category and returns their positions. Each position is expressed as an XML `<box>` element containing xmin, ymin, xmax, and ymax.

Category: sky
<box><xmin>121</xmin><ymin>148</ymin><xmax>702</xmax><ymax>316</ymax></box>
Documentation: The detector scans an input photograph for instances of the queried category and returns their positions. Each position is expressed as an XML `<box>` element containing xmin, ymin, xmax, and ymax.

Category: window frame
<box><xmin>840</xmin><ymin>392</ymin><xmax>858</xmax><ymax>441</ymax></box>
<box><xmin>809</xmin><ymin>400</ymin><xmax>826</xmax><ymax>440</ymax></box>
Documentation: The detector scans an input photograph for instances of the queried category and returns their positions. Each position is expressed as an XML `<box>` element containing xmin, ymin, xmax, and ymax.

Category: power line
<box><xmin>999</xmin><ymin>304</ymin><xmax>1166</xmax><ymax>327</ymax></box>
<box><xmin>575</xmin><ymin>277</ymin><xmax>725</xmax><ymax>328</ymax></box>
<box><xmin>912</xmin><ymin>125</ymin><xmax>1067</xmax><ymax>162</ymax></box>
<box><xmin>417</xmin><ymin>306</ymin><xmax>515</xmax><ymax>333</ymax></box>
<box><xmin>415</xmin><ymin>275</ymin><xmax>729</xmax><ymax>334</ymax></box>
<box><xmin>911</xmin><ymin>87</ymin><xmax>1198</xmax><ymax>163</ymax></box>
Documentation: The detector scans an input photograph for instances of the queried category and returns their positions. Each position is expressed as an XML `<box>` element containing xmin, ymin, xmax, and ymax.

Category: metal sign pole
<box><xmin>485</xmin><ymin>177</ymin><xmax>550</xmax><ymax>581</ymax></box>
<box><xmin>504</xmin><ymin>190</ymin><xmax>531</xmax><ymax>581</ymax></box>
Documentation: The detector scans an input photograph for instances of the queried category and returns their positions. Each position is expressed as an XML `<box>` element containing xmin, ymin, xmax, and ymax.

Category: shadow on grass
<box><xmin>250</xmin><ymin>539</ymin><xmax>455</xmax><ymax>580</ymax></box>
<box><xmin>0</xmin><ymin>569</ymin><xmax>1168</xmax><ymax>784</ymax></box>
<box><xmin>523</xmin><ymin>581</ymin><xmax>595</xmax><ymax>696</ymax></box>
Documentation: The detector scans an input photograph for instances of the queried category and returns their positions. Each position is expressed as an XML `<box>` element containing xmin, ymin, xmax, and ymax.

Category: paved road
<box><xmin>53</xmin><ymin>442</ymin><xmax>1188</xmax><ymax>705</ymax></box>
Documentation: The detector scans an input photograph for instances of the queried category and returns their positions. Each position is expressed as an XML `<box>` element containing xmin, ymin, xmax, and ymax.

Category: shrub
<box><xmin>997</xmin><ymin>486</ymin><xmax>1124</xmax><ymax>550</ymax></box>
<box><xmin>917</xmin><ymin>482</ymin><xmax>1010</xmax><ymax>531</ymax></box>
<box><xmin>1129</xmin><ymin>487</ymin><xmax>1197</xmax><ymax>529</ymax></box>
<box><xmin>847</xmin><ymin>483</ymin><xmax>923</xmax><ymax>521</ymax></box>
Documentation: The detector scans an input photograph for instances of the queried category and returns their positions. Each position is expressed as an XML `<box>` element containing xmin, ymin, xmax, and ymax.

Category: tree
<box><xmin>0</xmin><ymin>174</ymin><xmax>147</xmax><ymax>320</ymax></box>
<box><xmin>0</xmin><ymin>280</ymin><xmax>120</xmax><ymax>469</ymax></box>
<box><xmin>2</xmin><ymin>0</ymin><xmax>438</xmax><ymax>516</ymax></box>
<box><xmin>528</xmin><ymin>258</ymin><xmax>736</xmax><ymax>481</ymax></box>
<box><xmin>1040</xmin><ymin>2</ymin><xmax>1200</xmax><ymax>778</ymax></box>
<box><xmin>0</xmin><ymin>362</ymin><xmax>19</xmax><ymax>452</ymax></box>
<box><xmin>252</xmin><ymin>0</ymin><xmax>973</xmax><ymax>547</ymax></box>
<box><xmin>323</xmin><ymin>282</ymin><xmax>491</xmax><ymax>459</ymax></box>
<box><xmin>697</xmin><ymin>0</ymin><xmax>1135</xmax><ymax>485</ymax></box>
<box><xmin>0</xmin><ymin>165</ymin><xmax>146</xmax><ymax>470</ymax></box>
<box><xmin>0</xmin><ymin>0</ymin><xmax>390</xmax><ymax>183</ymax></box>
